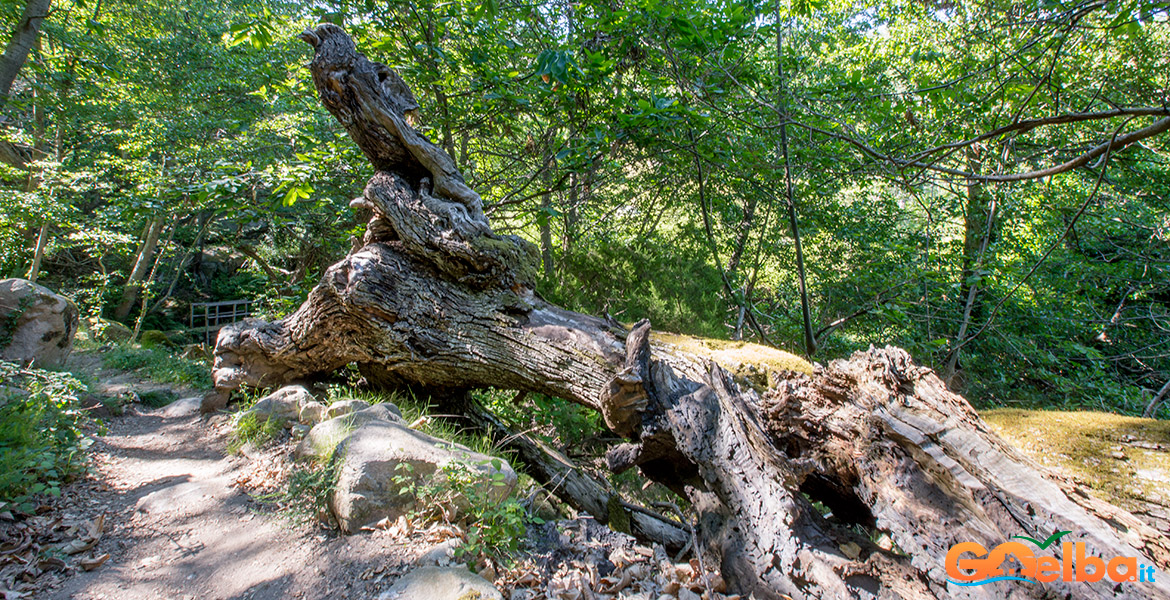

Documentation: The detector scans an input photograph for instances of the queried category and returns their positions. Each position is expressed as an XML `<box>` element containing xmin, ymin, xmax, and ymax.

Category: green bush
<box><xmin>266</xmin><ymin>462</ymin><xmax>341</xmax><ymax>527</ymax></box>
<box><xmin>102</xmin><ymin>346</ymin><xmax>212</xmax><ymax>390</ymax></box>
<box><xmin>394</xmin><ymin>458</ymin><xmax>532</xmax><ymax>563</ymax></box>
<box><xmin>0</xmin><ymin>362</ymin><xmax>97</xmax><ymax>513</ymax></box>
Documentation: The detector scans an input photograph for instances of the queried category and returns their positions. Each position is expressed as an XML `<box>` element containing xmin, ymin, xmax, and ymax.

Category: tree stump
<box><xmin>207</xmin><ymin>24</ymin><xmax>1170</xmax><ymax>599</ymax></box>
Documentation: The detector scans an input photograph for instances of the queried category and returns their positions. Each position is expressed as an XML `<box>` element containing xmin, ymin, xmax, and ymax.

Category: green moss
<box><xmin>982</xmin><ymin>408</ymin><xmax>1170</xmax><ymax>511</ymax></box>
<box><xmin>606</xmin><ymin>494</ymin><xmax>632</xmax><ymax>535</ymax></box>
<box><xmin>139</xmin><ymin>329</ymin><xmax>171</xmax><ymax>349</ymax></box>
<box><xmin>470</xmin><ymin>234</ymin><xmax>540</xmax><ymax>285</ymax></box>
<box><xmin>650</xmin><ymin>331</ymin><xmax>814</xmax><ymax>376</ymax></box>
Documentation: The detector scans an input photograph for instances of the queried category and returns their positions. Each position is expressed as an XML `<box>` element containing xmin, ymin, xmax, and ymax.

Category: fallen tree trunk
<box><xmin>207</xmin><ymin>24</ymin><xmax>1170</xmax><ymax>599</ymax></box>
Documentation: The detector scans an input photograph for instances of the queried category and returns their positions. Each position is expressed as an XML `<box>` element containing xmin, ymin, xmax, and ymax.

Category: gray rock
<box><xmin>329</xmin><ymin>420</ymin><xmax>517</xmax><ymax>534</ymax></box>
<box><xmin>299</xmin><ymin>401</ymin><xmax>328</xmax><ymax>425</ymax></box>
<box><xmin>325</xmin><ymin>398</ymin><xmax>370</xmax><ymax>419</ymax></box>
<box><xmin>291</xmin><ymin>424</ymin><xmax>311</xmax><ymax>440</ymax></box>
<box><xmin>0</xmin><ymin>279</ymin><xmax>78</xmax><ymax>368</ymax></box>
<box><xmin>415</xmin><ymin>539</ymin><xmax>462</xmax><ymax>567</ymax></box>
<box><xmin>377</xmin><ymin>566</ymin><xmax>502</xmax><ymax>600</ymax></box>
<box><xmin>295</xmin><ymin>404</ymin><xmax>403</xmax><ymax>460</ymax></box>
<box><xmin>135</xmin><ymin>478</ymin><xmax>234</xmax><ymax>517</ymax></box>
<box><xmin>244</xmin><ymin>385</ymin><xmax>315</xmax><ymax>428</ymax></box>
<box><xmin>158</xmin><ymin>396</ymin><xmax>202</xmax><ymax>418</ymax></box>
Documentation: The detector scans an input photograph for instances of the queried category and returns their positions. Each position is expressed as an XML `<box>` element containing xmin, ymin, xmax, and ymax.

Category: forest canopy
<box><xmin>2</xmin><ymin>0</ymin><xmax>1168</xmax><ymax>418</ymax></box>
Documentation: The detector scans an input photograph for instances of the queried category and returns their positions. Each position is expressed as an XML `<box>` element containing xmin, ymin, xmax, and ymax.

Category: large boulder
<box><xmin>327</xmin><ymin>419</ymin><xmax>517</xmax><ymax>534</ymax></box>
<box><xmin>0</xmin><ymin>279</ymin><xmax>78</xmax><ymax>368</ymax></box>
<box><xmin>377</xmin><ymin>566</ymin><xmax>501</xmax><ymax>600</ymax></box>
<box><xmin>295</xmin><ymin>403</ymin><xmax>404</xmax><ymax>460</ymax></box>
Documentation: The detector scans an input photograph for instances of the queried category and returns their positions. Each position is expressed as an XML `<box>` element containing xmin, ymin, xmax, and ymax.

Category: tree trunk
<box><xmin>25</xmin><ymin>220</ymin><xmax>47</xmax><ymax>282</ymax></box>
<box><xmin>210</xmin><ymin>25</ymin><xmax>1170</xmax><ymax>599</ymax></box>
<box><xmin>0</xmin><ymin>0</ymin><xmax>51</xmax><ymax>103</ymax></box>
<box><xmin>114</xmin><ymin>216</ymin><xmax>164</xmax><ymax>322</ymax></box>
<box><xmin>946</xmin><ymin>148</ymin><xmax>996</xmax><ymax>382</ymax></box>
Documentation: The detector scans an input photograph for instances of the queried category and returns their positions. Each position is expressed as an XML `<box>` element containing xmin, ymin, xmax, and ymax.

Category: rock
<box><xmin>291</xmin><ymin>424</ymin><xmax>311</xmax><ymax>440</ymax></box>
<box><xmin>299</xmin><ymin>401</ymin><xmax>328</xmax><ymax>425</ymax></box>
<box><xmin>139</xmin><ymin>329</ymin><xmax>171</xmax><ymax>348</ymax></box>
<box><xmin>0</xmin><ymin>279</ymin><xmax>78</xmax><ymax>368</ymax></box>
<box><xmin>377</xmin><ymin>566</ymin><xmax>502</xmax><ymax>600</ymax></box>
<box><xmin>244</xmin><ymin>385</ymin><xmax>315</xmax><ymax>428</ymax></box>
<box><xmin>295</xmin><ymin>404</ymin><xmax>404</xmax><ymax>460</ymax></box>
<box><xmin>85</xmin><ymin>317</ymin><xmax>132</xmax><ymax>343</ymax></box>
<box><xmin>325</xmin><ymin>398</ymin><xmax>370</xmax><ymax>419</ymax></box>
<box><xmin>158</xmin><ymin>396</ymin><xmax>202</xmax><ymax>418</ymax></box>
<box><xmin>201</xmin><ymin>389</ymin><xmax>230</xmax><ymax>414</ymax></box>
<box><xmin>329</xmin><ymin>420</ymin><xmax>518</xmax><ymax>533</ymax></box>
<box><xmin>136</xmin><ymin>478</ymin><xmax>235</xmax><ymax>517</ymax></box>
<box><xmin>416</xmin><ymin>539</ymin><xmax>462</xmax><ymax>566</ymax></box>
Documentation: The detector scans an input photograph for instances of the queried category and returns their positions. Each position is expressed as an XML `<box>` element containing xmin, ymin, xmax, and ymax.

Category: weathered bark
<box><xmin>455</xmin><ymin>394</ymin><xmax>692</xmax><ymax>553</ymax></box>
<box><xmin>0</xmin><ymin>0</ymin><xmax>50</xmax><ymax>103</ymax></box>
<box><xmin>209</xmin><ymin>24</ymin><xmax>1170</xmax><ymax>599</ymax></box>
<box><xmin>0</xmin><ymin>0</ymin><xmax>52</xmax><ymax>170</ymax></box>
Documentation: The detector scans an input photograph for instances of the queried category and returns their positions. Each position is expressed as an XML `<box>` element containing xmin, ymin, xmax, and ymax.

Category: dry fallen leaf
<box><xmin>79</xmin><ymin>554</ymin><xmax>109</xmax><ymax>571</ymax></box>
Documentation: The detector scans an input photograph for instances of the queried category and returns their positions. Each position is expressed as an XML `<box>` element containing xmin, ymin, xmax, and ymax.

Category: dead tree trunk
<box><xmin>207</xmin><ymin>24</ymin><xmax>1170</xmax><ymax>599</ymax></box>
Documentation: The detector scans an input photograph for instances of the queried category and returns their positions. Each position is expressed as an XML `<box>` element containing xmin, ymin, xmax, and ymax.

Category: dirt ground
<box><xmin>39</xmin><ymin>398</ymin><xmax>418</xmax><ymax>600</ymax></box>
<box><xmin>9</xmin><ymin>351</ymin><xmax>427</xmax><ymax>600</ymax></box>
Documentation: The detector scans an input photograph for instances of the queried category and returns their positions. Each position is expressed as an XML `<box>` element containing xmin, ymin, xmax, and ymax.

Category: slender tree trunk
<box><xmin>114</xmin><ymin>216</ymin><xmax>164</xmax><ymax>321</ymax></box>
<box><xmin>0</xmin><ymin>0</ymin><xmax>51</xmax><ymax>104</ymax></box>
<box><xmin>1144</xmin><ymin>378</ymin><xmax>1170</xmax><ymax>418</ymax></box>
<box><xmin>22</xmin><ymin>51</ymin><xmax>50</xmax><ymax>282</ymax></box>
<box><xmin>539</xmin><ymin>159</ymin><xmax>554</xmax><ymax>278</ymax></box>
<box><xmin>775</xmin><ymin>4</ymin><xmax>816</xmax><ymax>357</ymax></box>
<box><xmin>945</xmin><ymin>148</ymin><xmax>996</xmax><ymax>383</ymax></box>
<box><xmin>26</xmin><ymin>222</ymin><xmax>48</xmax><ymax>282</ymax></box>
<box><xmin>131</xmin><ymin>217</ymin><xmax>176</xmax><ymax>340</ymax></box>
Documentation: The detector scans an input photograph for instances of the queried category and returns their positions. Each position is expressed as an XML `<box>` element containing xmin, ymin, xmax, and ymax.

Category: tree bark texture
<box><xmin>0</xmin><ymin>0</ymin><xmax>51</xmax><ymax>102</ymax></box>
<box><xmin>208</xmin><ymin>24</ymin><xmax>1170</xmax><ymax>599</ymax></box>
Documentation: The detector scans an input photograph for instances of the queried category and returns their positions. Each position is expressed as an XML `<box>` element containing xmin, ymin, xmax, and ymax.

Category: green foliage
<box><xmin>0</xmin><ymin>362</ymin><xmax>96</xmax><ymax>513</ymax></box>
<box><xmin>393</xmin><ymin>458</ymin><xmax>532</xmax><ymax>563</ymax></box>
<box><xmin>137</xmin><ymin>389</ymin><xmax>178</xmax><ymax>408</ymax></box>
<box><xmin>2</xmin><ymin>0</ymin><xmax>1167</xmax><ymax>421</ymax></box>
<box><xmin>475</xmin><ymin>388</ymin><xmax>602</xmax><ymax>451</ymax></box>
<box><xmin>263</xmin><ymin>461</ymin><xmax>341</xmax><ymax>527</ymax></box>
<box><xmin>101</xmin><ymin>346</ymin><xmax>212</xmax><ymax>390</ymax></box>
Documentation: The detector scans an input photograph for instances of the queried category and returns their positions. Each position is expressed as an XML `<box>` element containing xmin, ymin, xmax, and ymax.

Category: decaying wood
<box><xmin>208</xmin><ymin>24</ymin><xmax>1170</xmax><ymax>599</ymax></box>
<box><xmin>455</xmin><ymin>395</ymin><xmax>692</xmax><ymax>553</ymax></box>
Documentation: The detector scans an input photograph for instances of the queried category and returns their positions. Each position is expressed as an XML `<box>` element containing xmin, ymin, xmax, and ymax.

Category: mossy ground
<box><xmin>650</xmin><ymin>332</ymin><xmax>814</xmax><ymax>377</ymax></box>
<box><xmin>982</xmin><ymin>408</ymin><xmax>1170</xmax><ymax>511</ymax></box>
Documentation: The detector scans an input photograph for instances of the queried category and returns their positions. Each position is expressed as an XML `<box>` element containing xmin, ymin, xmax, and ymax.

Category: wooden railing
<box><xmin>189</xmin><ymin>299</ymin><xmax>254</xmax><ymax>345</ymax></box>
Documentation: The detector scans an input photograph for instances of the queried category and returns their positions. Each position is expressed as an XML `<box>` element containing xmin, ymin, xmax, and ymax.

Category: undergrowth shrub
<box><xmin>262</xmin><ymin>460</ymin><xmax>341</xmax><ymax>527</ymax></box>
<box><xmin>0</xmin><ymin>362</ymin><xmax>97</xmax><ymax>513</ymax></box>
<box><xmin>102</xmin><ymin>346</ymin><xmax>212</xmax><ymax>390</ymax></box>
<box><xmin>394</xmin><ymin>458</ymin><xmax>533</xmax><ymax>563</ymax></box>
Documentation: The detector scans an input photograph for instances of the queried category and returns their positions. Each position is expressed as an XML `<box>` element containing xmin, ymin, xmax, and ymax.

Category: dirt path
<box><xmin>43</xmin><ymin>397</ymin><xmax>413</xmax><ymax>600</ymax></box>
